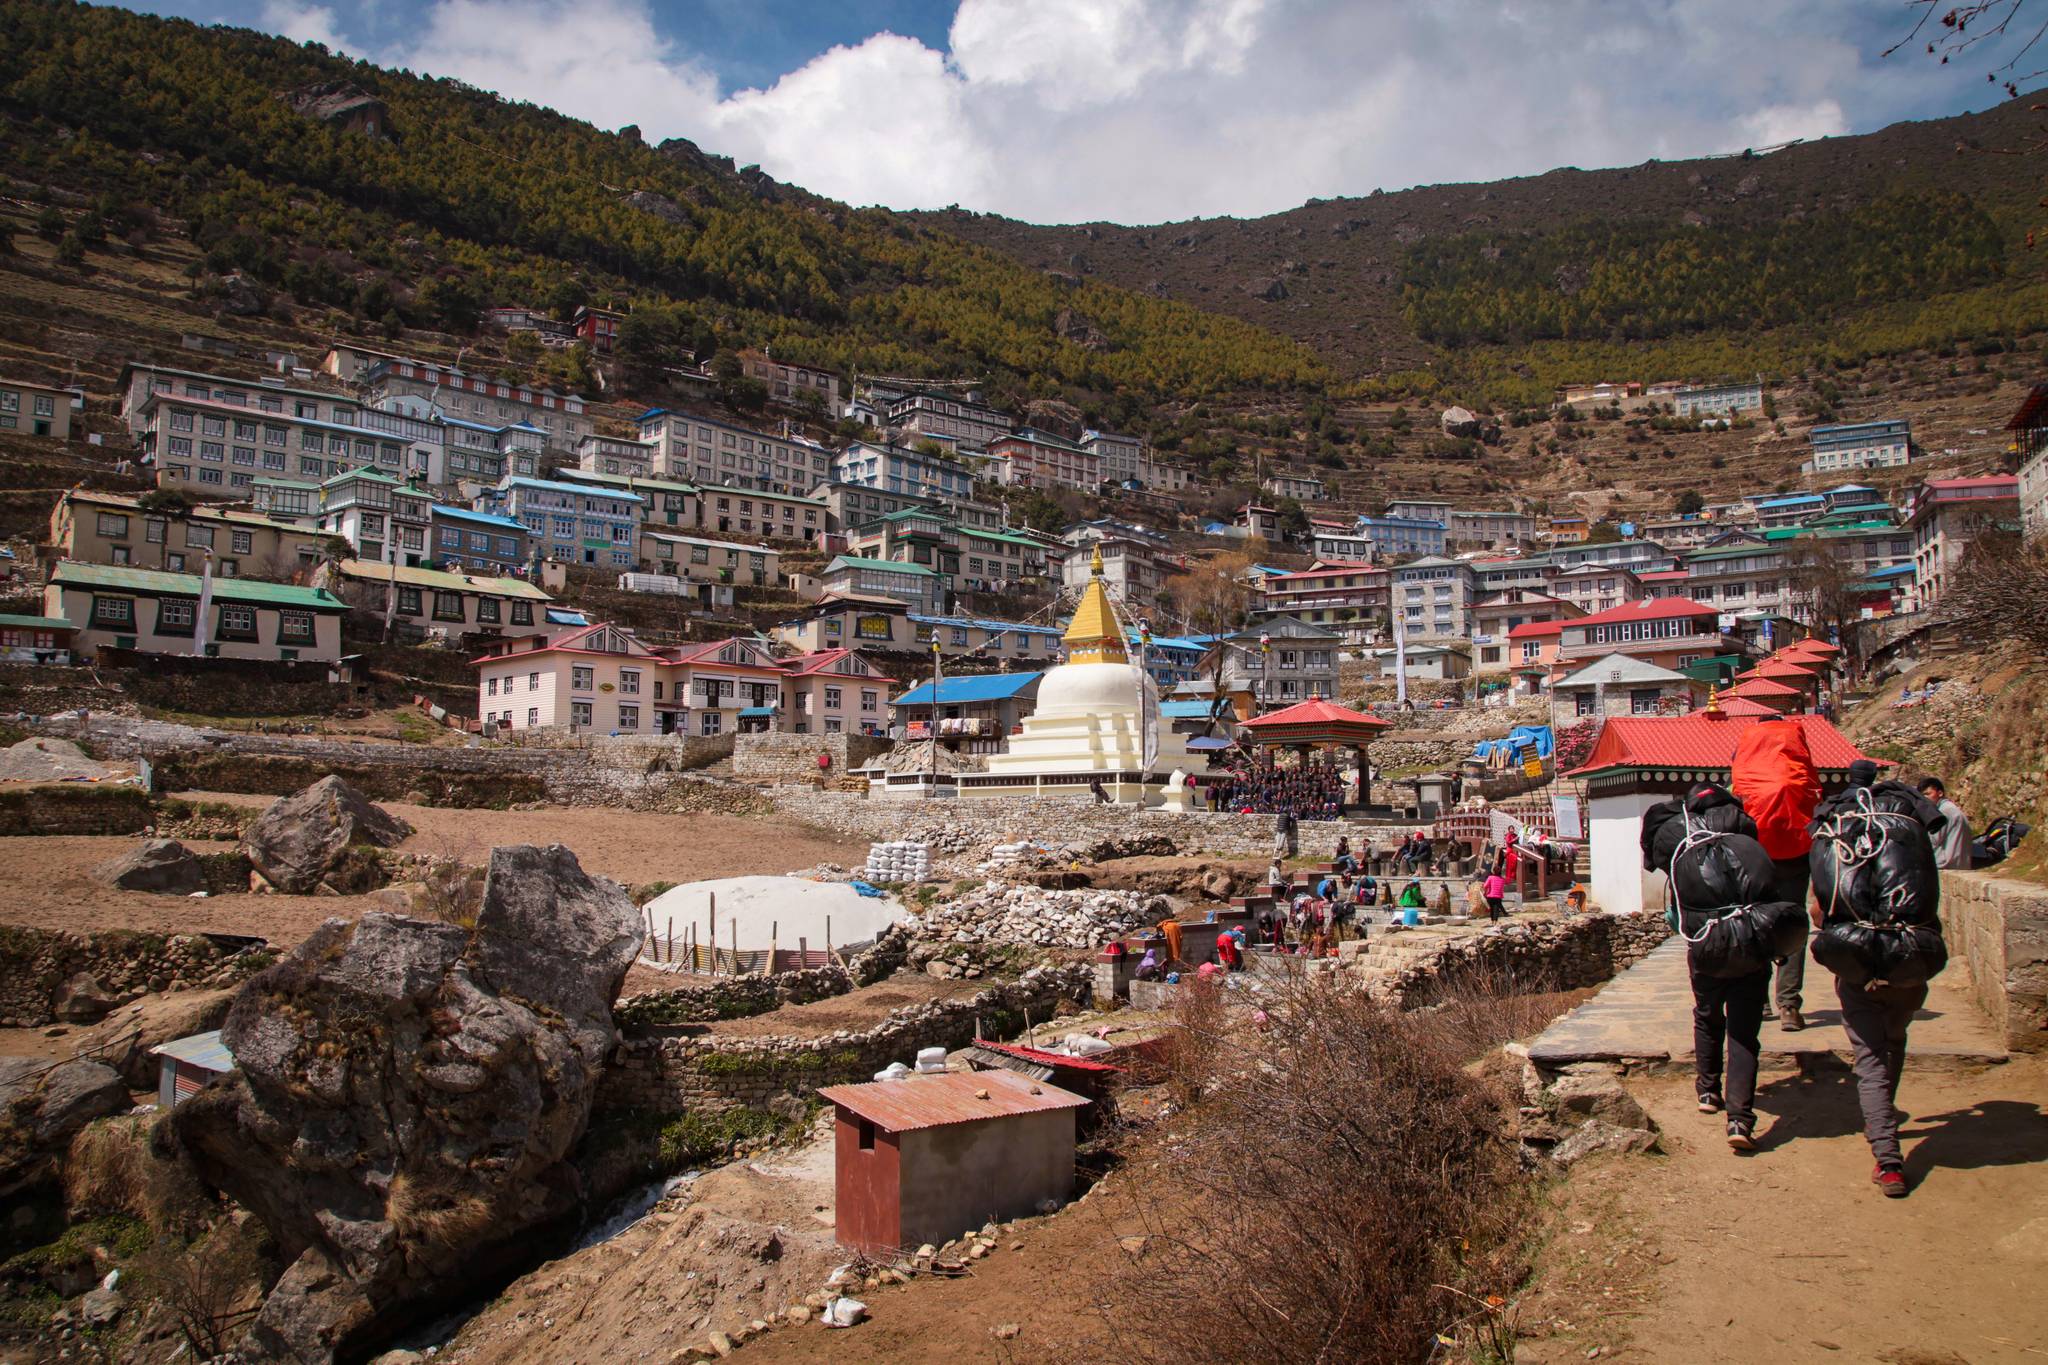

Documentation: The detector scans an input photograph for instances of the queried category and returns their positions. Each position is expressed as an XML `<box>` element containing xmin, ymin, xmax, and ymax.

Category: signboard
<box><xmin>1551</xmin><ymin>793</ymin><xmax>1583</xmax><ymax>841</ymax></box>
<box><xmin>857</xmin><ymin>614</ymin><xmax>894</xmax><ymax>641</ymax></box>
<box><xmin>1522</xmin><ymin>756</ymin><xmax>1544</xmax><ymax>779</ymax></box>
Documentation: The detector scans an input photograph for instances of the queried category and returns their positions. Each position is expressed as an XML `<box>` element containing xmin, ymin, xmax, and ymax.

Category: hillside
<box><xmin>0</xmin><ymin>0</ymin><xmax>1325</xmax><ymax>408</ymax></box>
<box><xmin>911</xmin><ymin>97</ymin><xmax>2048</xmax><ymax>404</ymax></box>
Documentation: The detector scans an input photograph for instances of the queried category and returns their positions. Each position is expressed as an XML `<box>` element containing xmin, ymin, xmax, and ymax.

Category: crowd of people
<box><xmin>1206</xmin><ymin>749</ymin><xmax>1349</xmax><ymax>819</ymax></box>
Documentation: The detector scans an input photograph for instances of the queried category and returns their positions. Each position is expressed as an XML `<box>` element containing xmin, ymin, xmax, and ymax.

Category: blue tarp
<box><xmin>1472</xmin><ymin>724</ymin><xmax>1553</xmax><ymax>762</ymax></box>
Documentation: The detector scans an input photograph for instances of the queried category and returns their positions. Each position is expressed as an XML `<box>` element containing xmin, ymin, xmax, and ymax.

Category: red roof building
<box><xmin>1553</xmin><ymin>596</ymin><xmax>1742</xmax><ymax>675</ymax></box>
<box><xmin>1571</xmin><ymin>711</ymin><xmax>1870</xmax><ymax>779</ymax></box>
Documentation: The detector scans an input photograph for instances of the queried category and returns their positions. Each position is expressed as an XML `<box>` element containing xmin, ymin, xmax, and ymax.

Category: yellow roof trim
<box><xmin>1060</xmin><ymin>545</ymin><xmax>1127</xmax><ymax>664</ymax></box>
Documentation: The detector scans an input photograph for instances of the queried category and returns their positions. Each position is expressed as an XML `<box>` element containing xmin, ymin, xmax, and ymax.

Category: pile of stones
<box><xmin>916</xmin><ymin>884</ymin><xmax>1169</xmax><ymax>949</ymax></box>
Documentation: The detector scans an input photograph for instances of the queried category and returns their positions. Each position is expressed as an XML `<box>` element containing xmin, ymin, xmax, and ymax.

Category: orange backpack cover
<box><xmin>1730</xmin><ymin>721</ymin><xmax>1821</xmax><ymax>859</ymax></box>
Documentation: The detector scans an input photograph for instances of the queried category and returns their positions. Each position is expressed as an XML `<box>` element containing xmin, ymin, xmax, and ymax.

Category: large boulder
<box><xmin>242</xmin><ymin>776</ymin><xmax>412</xmax><ymax>894</ymax></box>
<box><xmin>170</xmin><ymin>845</ymin><xmax>642</xmax><ymax>1364</ymax></box>
<box><xmin>95</xmin><ymin>838</ymin><xmax>204</xmax><ymax>895</ymax></box>
<box><xmin>0</xmin><ymin>1058</ymin><xmax>129</xmax><ymax>1195</ymax></box>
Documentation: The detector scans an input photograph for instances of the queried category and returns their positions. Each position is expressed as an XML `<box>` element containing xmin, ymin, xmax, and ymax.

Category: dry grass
<box><xmin>1075</xmin><ymin>974</ymin><xmax>1533</xmax><ymax>1365</ymax></box>
<box><xmin>386</xmin><ymin>1169</ymin><xmax>498</xmax><ymax>1254</ymax></box>
<box><xmin>64</xmin><ymin>1115</ymin><xmax>212</xmax><ymax>1240</ymax></box>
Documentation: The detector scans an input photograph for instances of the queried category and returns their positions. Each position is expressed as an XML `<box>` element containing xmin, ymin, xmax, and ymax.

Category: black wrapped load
<box><xmin>1670</xmin><ymin>831</ymin><xmax>1778</xmax><ymax>912</ymax></box>
<box><xmin>1682</xmin><ymin>901</ymin><xmax>1809</xmax><ymax>980</ymax></box>
<box><xmin>1642</xmin><ymin>784</ymin><xmax>1757</xmax><ymax>874</ymax></box>
<box><xmin>1812</xmin><ymin>921</ymin><xmax>1949</xmax><ymax>990</ymax></box>
<box><xmin>1808</xmin><ymin>781</ymin><xmax>1948</xmax><ymax>988</ymax></box>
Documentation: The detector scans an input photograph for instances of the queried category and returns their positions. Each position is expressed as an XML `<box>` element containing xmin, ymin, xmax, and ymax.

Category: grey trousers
<box><xmin>1770</xmin><ymin>856</ymin><xmax>1810</xmax><ymax>1013</ymax></box>
<box><xmin>1834</xmin><ymin>977</ymin><xmax>1928</xmax><ymax>1168</ymax></box>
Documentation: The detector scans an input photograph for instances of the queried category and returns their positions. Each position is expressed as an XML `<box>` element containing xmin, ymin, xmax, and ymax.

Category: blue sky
<box><xmin>126</xmin><ymin>1</ymin><xmax>2017</xmax><ymax>225</ymax></box>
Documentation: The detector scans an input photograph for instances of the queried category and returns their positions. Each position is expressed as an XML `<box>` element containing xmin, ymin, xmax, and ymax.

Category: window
<box><xmin>90</xmin><ymin>595</ymin><xmax>134</xmax><ymax>628</ymax></box>
<box><xmin>155</xmin><ymin>598</ymin><xmax>195</xmax><ymax>636</ymax></box>
<box><xmin>617</xmin><ymin>704</ymin><xmax>639</xmax><ymax>729</ymax></box>
<box><xmin>618</xmin><ymin>669</ymin><xmax>640</xmax><ymax>695</ymax></box>
<box><xmin>511</xmin><ymin>602</ymin><xmax>533</xmax><ymax>626</ymax></box>
<box><xmin>216</xmin><ymin>604</ymin><xmax>258</xmax><ymax>641</ymax></box>
<box><xmin>528</xmin><ymin>671</ymin><xmax>540</xmax><ymax>691</ymax></box>
<box><xmin>231</xmin><ymin>530</ymin><xmax>253</xmax><ymax>554</ymax></box>
<box><xmin>861</xmin><ymin>690</ymin><xmax>878</xmax><ymax>712</ymax></box>
<box><xmin>185</xmin><ymin>525</ymin><xmax>215</xmax><ymax>550</ymax></box>
<box><xmin>278</xmin><ymin>611</ymin><xmax>315</xmax><ymax>645</ymax></box>
<box><xmin>571</xmin><ymin>701</ymin><xmax>593</xmax><ymax>727</ymax></box>
<box><xmin>572</xmin><ymin>666</ymin><xmax>595</xmax><ymax>691</ymax></box>
<box><xmin>700</xmin><ymin>711</ymin><xmax>722</xmax><ymax>736</ymax></box>
<box><xmin>476</xmin><ymin>597</ymin><xmax>500</xmax><ymax>625</ymax></box>
<box><xmin>823</xmin><ymin>686</ymin><xmax>842</xmax><ymax>709</ymax></box>
<box><xmin>488</xmin><ymin>677</ymin><xmax>499</xmax><ymax>696</ymax></box>
<box><xmin>397</xmin><ymin>586</ymin><xmax>423</xmax><ymax>616</ymax></box>
<box><xmin>95</xmin><ymin>513</ymin><xmax>129</xmax><ymax>539</ymax></box>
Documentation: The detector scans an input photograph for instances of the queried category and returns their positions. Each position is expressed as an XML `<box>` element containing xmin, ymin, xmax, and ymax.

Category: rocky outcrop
<box><xmin>622</xmin><ymin>189</ymin><xmax>690</xmax><ymax>224</ymax></box>
<box><xmin>1</xmin><ymin>1058</ymin><xmax>129</xmax><ymax>1196</ymax></box>
<box><xmin>95</xmin><ymin>838</ymin><xmax>204</xmax><ymax>895</ymax></box>
<box><xmin>170</xmin><ymin>845</ymin><xmax>642</xmax><ymax>1363</ymax></box>
<box><xmin>242</xmin><ymin>776</ymin><xmax>412</xmax><ymax>894</ymax></box>
<box><xmin>915</xmin><ymin>885</ymin><xmax>1170</xmax><ymax>949</ymax></box>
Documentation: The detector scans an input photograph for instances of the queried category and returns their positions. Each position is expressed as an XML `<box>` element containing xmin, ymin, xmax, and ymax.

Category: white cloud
<box><xmin>325</xmin><ymin>0</ymin><xmax>1984</xmax><ymax>225</ymax></box>
<box><xmin>261</xmin><ymin>0</ymin><xmax>348</xmax><ymax>52</ymax></box>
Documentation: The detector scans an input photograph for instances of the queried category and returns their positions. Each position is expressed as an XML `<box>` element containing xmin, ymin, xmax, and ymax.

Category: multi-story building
<box><xmin>47</xmin><ymin>490</ymin><xmax>333</xmax><ymax>580</ymax></box>
<box><xmin>1252</xmin><ymin>560</ymin><xmax>1389</xmax><ymax>643</ymax></box>
<box><xmin>1059</xmin><ymin>535</ymin><xmax>1171</xmax><ymax>610</ymax></box>
<box><xmin>1470</xmin><ymin>592</ymin><xmax>1581</xmax><ymax>680</ymax></box>
<box><xmin>987</xmin><ymin>428</ymin><xmax>1103</xmax><ymax>491</ymax></box>
<box><xmin>1263</xmin><ymin>472</ymin><xmax>1327</xmax><ymax>502</ymax></box>
<box><xmin>1904</xmin><ymin>475</ymin><xmax>2020</xmax><ymax>612</ymax></box>
<box><xmin>1635</xmin><ymin>516</ymin><xmax>1720</xmax><ymax>549</ymax></box>
<box><xmin>833</xmin><ymin>441</ymin><xmax>977</xmax><ymax>504</ymax></box>
<box><xmin>1207</xmin><ymin>616</ymin><xmax>1342</xmax><ymax>710</ymax></box>
<box><xmin>250</xmin><ymin>477</ymin><xmax>320</xmax><ymax>520</ymax></box>
<box><xmin>1547</xmin><ymin>515</ymin><xmax>1590</xmax><ymax>543</ymax></box>
<box><xmin>46</xmin><ymin>560</ymin><xmax>345</xmax><ymax>664</ymax></box>
<box><xmin>1554</xmin><ymin>597</ymin><xmax>1741</xmax><ymax>673</ymax></box>
<box><xmin>139</xmin><ymin>390</ymin><xmax>408</xmax><ymax>496</ymax></box>
<box><xmin>557</xmin><ymin>470</ymin><xmax>703</xmax><ymax>535</ymax></box>
<box><xmin>1447</xmin><ymin>508</ymin><xmax>1537</xmax><ymax>549</ymax></box>
<box><xmin>1550</xmin><ymin>563</ymin><xmax>1643</xmax><ymax>618</ymax></box>
<box><xmin>1547</xmin><ymin>539</ymin><xmax>1676</xmax><ymax>573</ymax></box>
<box><xmin>436</xmin><ymin>417</ymin><xmax>541</xmax><ymax>486</ymax></box>
<box><xmin>316</xmin><ymin>467</ymin><xmax>437</xmax><ymax>566</ymax></box>
<box><xmin>571</xmin><ymin>305</ymin><xmax>623</xmax><ymax>353</ymax></box>
<box><xmin>639</xmin><ymin>530</ymin><xmax>777</xmax><ymax>587</ymax></box>
<box><xmin>820</xmin><ymin>555</ymin><xmax>946</xmax><ymax>613</ymax></box>
<box><xmin>319</xmin><ymin>559</ymin><xmax>550</xmax><ymax>638</ymax></box>
<box><xmin>1680</xmin><ymin>542</ymin><xmax>1793</xmax><ymax>620</ymax></box>
<box><xmin>575</xmin><ymin>434</ymin><xmax>658</xmax><ymax>480</ymax></box>
<box><xmin>1318</xmin><ymin>515</ymin><xmax>1448</xmax><ymax>561</ymax></box>
<box><xmin>960</xmin><ymin>525</ymin><xmax>1050</xmax><ymax>589</ymax></box>
<box><xmin>637</xmin><ymin>408</ymin><xmax>834</xmax><ymax>495</ymax></box>
<box><xmin>475</xmin><ymin>623</ymin><xmax>674</xmax><ymax>735</ymax></box>
<box><xmin>738</xmin><ymin>350</ymin><xmax>841</xmax><ymax>413</ymax></box>
<box><xmin>487</xmin><ymin>477</ymin><xmax>643</xmax><ymax>568</ymax></box>
<box><xmin>327</xmin><ymin>347</ymin><xmax>593</xmax><ymax>451</ymax></box>
<box><xmin>698</xmin><ymin>483</ymin><xmax>828</xmax><ymax>543</ymax></box>
<box><xmin>887</xmin><ymin>391</ymin><xmax>1012</xmax><ymax>448</ymax></box>
<box><xmin>782</xmin><ymin>648</ymin><xmax>890</xmax><ymax>736</ymax></box>
<box><xmin>1472</xmin><ymin>557</ymin><xmax>1558</xmax><ymax>595</ymax></box>
<box><xmin>667</xmin><ymin>637</ymin><xmax>793</xmax><ymax>735</ymax></box>
<box><xmin>1134</xmin><ymin>451</ymin><xmax>1194</xmax><ymax>493</ymax></box>
<box><xmin>1082</xmin><ymin>429</ymin><xmax>1145</xmax><ymax>484</ymax></box>
<box><xmin>429</xmin><ymin>505</ymin><xmax>531</xmax><ymax>576</ymax></box>
<box><xmin>2005</xmin><ymin>383</ymin><xmax>2048</xmax><ymax>543</ymax></box>
<box><xmin>118</xmin><ymin>363</ymin><xmax>355</xmax><ymax>438</ymax></box>
<box><xmin>1390</xmin><ymin>555</ymin><xmax>1476</xmax><ymax>641</ymax></box>
<box><xmin>1385</xmin><ymin>498</ymin><xmax>1454</xmax><ymax>525</ymax></box>
<box><xmin>1806</xmin><ymin>419</ymin><xmax>1913</xmax><ymax>475</ymax></box>
<box><xmin>1671</xmin><ymin>380</ymin><xmax>1764</xmax><ymax>420</ymax></box>
<box><xmin>0</xmin><ymin>377</ymin><xmax>72</xmax><ymax>439</ymax></box>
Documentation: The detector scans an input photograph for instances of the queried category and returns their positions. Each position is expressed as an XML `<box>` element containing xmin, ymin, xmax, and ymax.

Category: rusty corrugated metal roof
<box><xmin>817</xmin><ymin>1068</ymin><xmax>1089</xmax><ymax>1132</ymax></box>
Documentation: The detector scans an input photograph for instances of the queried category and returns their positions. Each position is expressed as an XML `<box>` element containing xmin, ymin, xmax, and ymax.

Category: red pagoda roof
<box><xmin>1570</xmin><ymin>713</ymin><xmax>1871</xmax><ymax>776</ymax></box>
<box><xmin>1722</xmin><ymin>677</ymin><xmax>1803</xmax><ymax>698</ymax></box>
<box><xmin>1242</xmin><ymin>698</ymin><xmax>1392</xmax><ymax>732</ymax></box>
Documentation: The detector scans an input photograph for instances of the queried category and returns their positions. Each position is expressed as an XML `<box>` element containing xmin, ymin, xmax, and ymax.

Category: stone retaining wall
<box><xmin>1940</xmin><ymin>870</ymin><xmax>2048</xmax><ymax>1053</ymax></box>
<box><xmin>598</xmin><ymin>963</ymin><xmax>1092</xmax><ymax>1115</ymax></box>
<box><xmin>0</xmin><ymin>784</ymin><xmax>155</xmax><ymax>836</ymax></box>
<box><xmin>1352</xmin><ymin>910</ymin><xmax>1670</xmax><ymax>1008</ymax></box>
<box><xmin>732</xmin><ymin>732</ymin><xmax>891</xmax><ymax>785</ymax></box>
<box><xmin>0</xmin><ymin>926</ymin><xmax>271</xmax><ymax>1028</ymax></box>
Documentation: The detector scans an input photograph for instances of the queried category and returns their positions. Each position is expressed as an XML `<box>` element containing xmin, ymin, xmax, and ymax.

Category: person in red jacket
<box><xmin>1730</xmin><ymin>716</ymin><xmax>1822</xmax><ymax>1031</ymax></box>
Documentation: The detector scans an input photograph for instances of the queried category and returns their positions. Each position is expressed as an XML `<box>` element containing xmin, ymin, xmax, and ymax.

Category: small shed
<box><xmin>151</xmin><ymin>1029</ymin><xmax>234</xmax><ymax>1108</ymax></box>
<box><xmin>817</xmin><ymin>1069</ymin><xmax>1089</xmax><ymax>1255</ymax></box>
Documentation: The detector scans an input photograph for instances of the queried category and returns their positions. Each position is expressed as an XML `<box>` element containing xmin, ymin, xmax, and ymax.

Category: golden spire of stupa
<box><xmin>1061</xmin><ymin>545</ymin><xmax>1129</xmax><ymax>665</ymax></box>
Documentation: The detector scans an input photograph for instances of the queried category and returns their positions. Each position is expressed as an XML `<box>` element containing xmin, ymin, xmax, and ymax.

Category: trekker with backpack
<box><xmin>1731</xmin><ymin>716</ymin><xmax>1823</xmax><ymax>1031</ymax></box>
<box><xmin>1809</xmin><ymin>758</ymin><xmax>1951</xmax><ymax>1198</ymax></box>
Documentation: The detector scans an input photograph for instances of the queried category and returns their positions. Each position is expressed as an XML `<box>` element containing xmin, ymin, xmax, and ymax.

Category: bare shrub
<box><xmin>1162</xmin><ymin>976</ymin><xmax>1227</xmax><ymax>1106</ymax></box>
<box><xmin>1081</xmin><ymin>974</ymin><xmax>1531</xmax><ymax>1365</ymax></box>
<box><xmin>1941</xmin><ymin>530</ymin><xmax>2048</xmax><ymax>664</ymax></box>
<box><xmin>411</xmin><ymin>834</ymin><xmax>487</xmax><ymax>929</ymax></box>
<box><xmin>136</xmin><ymin>1221</ymin><xmax>267</xmax><ymax>1358</ymax></box>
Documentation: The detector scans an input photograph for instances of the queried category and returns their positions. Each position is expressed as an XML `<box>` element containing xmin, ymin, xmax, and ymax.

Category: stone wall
<box><xmin>1940</xmin><ymin>870</ymin><xmax>2048</xmax><ymax>1053</ymax></box>
<box><xmin>0</xmin><ymin>926</ymin><xmax>272</xmax><ymax>1028</ymax></box>
<box><xmin>0</xmin><ymin>784</ymin><xmax>155</xmax><ymax>836</ymax></box>
<box><xmin>598</xmin><ymin>963</ymin><xmax>1092</xmax><ymax>1115</ymax></box>
<box><xmin>732</xmin><ymin>732</ymin><xmax>892</xmax><ymax>785</ymax></box>
<box><xmin>1348</xmin><ymin>911</ymin><xmax>1670</xmax><ymax>1008</ymax></box>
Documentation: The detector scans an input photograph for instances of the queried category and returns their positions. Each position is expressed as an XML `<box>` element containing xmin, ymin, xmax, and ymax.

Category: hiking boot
<box><xmin>1872</xmin><ymin>1165</ymin><xmax>1908</xmax><ymax>1198</ymax></box>
<box><xmin>1779</xmin><ymin>1007</ymin><xmax>1806</xmax><ymax>1032</ymax></box>
<box><xmin>1697</xmin><ymin>1093</ymin><xmax>1724</xmax><ymax>1114</ymax></box>
<box><xmin>1727</xmin><ymin>1121</ymin><xmax>1756</xmax><ymax>1152</ymax></box>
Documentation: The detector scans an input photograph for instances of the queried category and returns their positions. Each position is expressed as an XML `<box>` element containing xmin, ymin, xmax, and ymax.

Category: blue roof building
<box><xmin>484</xmin><ymin>477</ymin><xmax>643</xmax><ymax>569</ymax></box>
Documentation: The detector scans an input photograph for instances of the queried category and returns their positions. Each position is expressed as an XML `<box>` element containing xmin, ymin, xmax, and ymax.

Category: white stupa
<box><xmin>958</xmin><ymin>547</ymin><xmax>1197</xmax><ymax>802</ymax></box>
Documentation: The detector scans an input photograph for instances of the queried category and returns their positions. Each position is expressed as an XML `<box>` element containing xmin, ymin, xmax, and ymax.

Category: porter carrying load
<box><xmin>1808</xmin><ymin>780</ymin><xmax>1948</xmax><ymax>988</ymax></box>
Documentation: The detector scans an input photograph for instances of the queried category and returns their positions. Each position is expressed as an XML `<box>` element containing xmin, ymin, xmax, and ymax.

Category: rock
<box><xmin>241</xmin><ymin>776</ymin><xmax>412</xmax><ymax>894</ymax></box>
<box><xmin>52</xmin><ymin>973</ymin><xmax>126</xmax><ymax>1024</ymax></box>
<box><xmin>3</xmin><ymin>1058</ymin><xmax>128</xmax><ymax>1149</ymax></box>
<box><xmin>707</xmin><ymin>1330</ymin><xmax>734</xmax><ymax>1356</ymax></box>
<box><xmin>993</xmin><ymin>1322</ymin><xmax>1021</xmax><ymax>1340</ymax></box>
<box><xmin>624</xmin><ymin>189</ymin><xmax>691</xmax><ymax>224</ymax></box>
<box><xmin>1117</xmin><ymin>1235</ymin><xmax>1150</xmax><ymax>1257</ymax></box>
<box><xmin>95</xmin><ymin>838</ymin><xmax>205</xmax><ymax>894</ymax></box>
<box><xmin>1248</xmin><ymin>275</ymin><xmax>1289</xmax><ymax>301</ymax></box>
<box><xmin>1546</xmin><ymin>1072</ymin><xmax>1652</xmax><ymax>1132</ymax></box>
<box><xmin>370</xmin><ymin>1353</ymin><xmax>425</xmax><ymax>1365</ymax></box>
<box><xmin>170</xmin><ymin>845</ymin><xmax>642</xmax><ymax>1364</ymax></box>
<box><xmin>78</xmin><ymin>1286</ymin><xmax>123</xmax><ymax>1327</ymax></box>
<box><xmin>1548</xmin><ymin>1119</ymin><xmax>1660</xmax><ymax>1168</ymax></box>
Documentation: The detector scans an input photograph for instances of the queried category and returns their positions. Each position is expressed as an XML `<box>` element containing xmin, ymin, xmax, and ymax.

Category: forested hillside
<box><xmin>917</xmin><ymin>95</ymin><xmax>2048</xmax><ymax>405</ymax></box>
<box><xmin>0</xmin><ymin>0</ymin><xmax>1326</xmax><ymax>402</ymax></box>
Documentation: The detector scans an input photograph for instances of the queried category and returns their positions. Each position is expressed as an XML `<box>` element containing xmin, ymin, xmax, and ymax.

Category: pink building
<box><xmin>782</xmin><ymin>648</ymin><xmax>891</xmax><ymax>736</ymax></box>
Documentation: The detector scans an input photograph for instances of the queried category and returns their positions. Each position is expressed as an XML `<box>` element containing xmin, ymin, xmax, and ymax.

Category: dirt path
<box><xmin>0</xmin><ymin>802</ymin><xmax>867</xmax><ymax>947</ymax></box>
<box><xmin>1519</xmin><ymin>1054</ymin><xmax>2048</xmax><ymax>1364</ymax></box>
